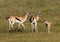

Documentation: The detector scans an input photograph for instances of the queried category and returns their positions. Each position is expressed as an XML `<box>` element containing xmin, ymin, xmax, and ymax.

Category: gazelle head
<box><xmin>25</xmin><ymin>10</ymin><xmax>30</xmax><ymax>16</ymax></box>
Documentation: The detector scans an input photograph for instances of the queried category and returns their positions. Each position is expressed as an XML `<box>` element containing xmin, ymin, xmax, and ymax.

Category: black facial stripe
<box><xmin>15</xmin><ymin>17</ymin><xmax>21</xmax><ymax>21</ymax></box>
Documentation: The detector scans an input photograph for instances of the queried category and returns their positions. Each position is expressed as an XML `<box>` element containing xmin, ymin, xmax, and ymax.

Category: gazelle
<box><xmin>29</xmin><ymin>11</ymin><xmax>41</xmax><ymax>32</ymax></box>
<box><xmin>7</xmin><ymin>10</ymin><xmax>29</xmax><ymax>32</ymax></box>
<box><xmin>44</xmin><ymin>21</ymin><xmax>51</xmax><ymax>33</ymax></box>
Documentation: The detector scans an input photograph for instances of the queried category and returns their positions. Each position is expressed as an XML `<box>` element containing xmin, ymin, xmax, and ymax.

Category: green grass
<box><xmin>0</xmin><ymin>0</ymin><xmax>60</xmax><ymax>42</ymax></box>
<box><xmin>0</xmin><ymin>33</ymin><xmax>60</xmax><ymax>42</ymax></box>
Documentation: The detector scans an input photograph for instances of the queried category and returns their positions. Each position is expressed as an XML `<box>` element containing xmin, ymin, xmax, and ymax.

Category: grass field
<box><xmin>0</xmin><ymin>0</ymin><xmax>60</xmax><ymax>42</ymax></box>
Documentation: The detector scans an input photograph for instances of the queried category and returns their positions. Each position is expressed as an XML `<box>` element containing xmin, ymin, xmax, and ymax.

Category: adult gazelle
<box><xmin>29</xmin><ymin>11</ymin><xmax>41</xmax><ymax>32</ymax></box>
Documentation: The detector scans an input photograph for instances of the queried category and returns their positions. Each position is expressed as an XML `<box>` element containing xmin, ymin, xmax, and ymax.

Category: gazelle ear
<box><xmin>24</xmin><ymin>9</ymin><xmax>30</xmax><ymax>16</ymax></box>
<box><xmin>25</xmin><ymin>10</ymin><xmax>28</xmax><ymax>13</ymax></box>
<box><xmin>24</xmin><ymin>9</ymin><xmax>29</xmax><ymax>14</ymax></box>
<box><xmin>25</xmin><ymin>9</ymin><xmax>29</xmax><ymax>13</ymax></box>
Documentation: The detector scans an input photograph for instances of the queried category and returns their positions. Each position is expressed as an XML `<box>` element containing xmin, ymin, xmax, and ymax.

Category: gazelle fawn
<box><xmin>7</xmin><ymin>10</ymin><xmax>29</xmax><ymax>32</ymax></box>
<box><xmin>29</xmin><ymin>11</ymin><xmax>41</xmax><ymax>32</ymax></box>
<box><xmin>44</xmin><ymin>21</ymin><xmax>51</xmax><ymax>33</ymax></box>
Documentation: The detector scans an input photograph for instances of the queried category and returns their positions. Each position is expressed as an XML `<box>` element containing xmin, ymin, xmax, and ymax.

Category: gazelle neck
<box><xmin>36</xmin><ymin>14</ymin><xmax>39</xmax><ymax>21</ymax></box>
<box><xmin>23</xmin><ymin>13</ymin><xmax>29</xmax><ymax>22</ymax></box>
<box><xmin>25</xmin><ymin>14</ymin><xmax>28</xmax><ymax>20</ymax></box>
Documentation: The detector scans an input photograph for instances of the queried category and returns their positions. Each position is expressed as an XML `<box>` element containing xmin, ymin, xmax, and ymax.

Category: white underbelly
<box><xmin>16</xmin><ymin>20</ymin><xmax>20</xmax><ymax>23</ymax></box>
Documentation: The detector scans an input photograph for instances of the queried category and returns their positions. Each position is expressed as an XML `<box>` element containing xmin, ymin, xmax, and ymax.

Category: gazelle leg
<box><xmin>21</xmin><ymin>23</ymin><xmax>25</xmax><ymax>29</ymax></box>
<box><xmin>8</xmin><ymin>24</ymin><xmax>11</xmax><ymax>32</ymax></box>
<box><xmin>31</xmin><ymin>23</ymin><xmax>34</xmax><ymax>32</ymax></box>
<box><xmin>48</xmin><ymin>26</ymin><xmax>50</xmax><ymax>33</ymax></box>
<box><xmin>8</xmin><ymin>20</ymin><xmax>12</xmax><ymax>32</ymax></box>
<box><xmin>18</xmin><ymin>23</ymin><xmax>21</xmax><ymax>30</ymax></box>
<box><xmin>35</xmin><ymin>22</ymin><xmax>38</xmax><ymax>32</ymax></box>
<box><xmin>11</xmin><ymin>22</ymin><xmax>15</xmax><ymax>31</ymax></box>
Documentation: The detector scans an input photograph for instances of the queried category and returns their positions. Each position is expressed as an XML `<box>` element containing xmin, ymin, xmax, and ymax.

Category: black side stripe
<box><xmin>45</xmin><ymin>23</ymin><xmax>48</xmax><ymax>27</ymax></box>
<box><xmin>15</xmin><ymin>17</ymin><xmax>21</xmax><ymax>21</ymax></box>
<box><xmin>29</xmin><ymin>17</ymin><xmax>34</xmax><ymax>23</ymax></box>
